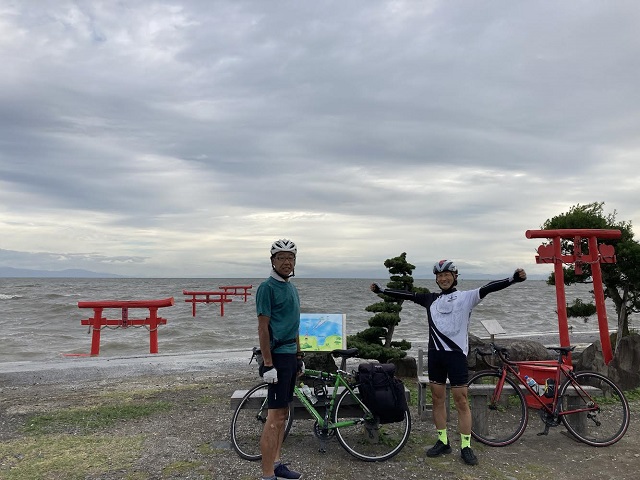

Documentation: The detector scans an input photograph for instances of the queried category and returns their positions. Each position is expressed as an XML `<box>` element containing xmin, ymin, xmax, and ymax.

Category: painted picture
<box><xmin>299</xmin><ymin>313</ymin><xmax>346</xmax><ymax>351</ymax></box>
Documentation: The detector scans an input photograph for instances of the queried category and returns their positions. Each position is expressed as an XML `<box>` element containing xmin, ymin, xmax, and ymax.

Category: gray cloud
<box><xmin>1</xmin><ymin>1</ymin><xmax>639</xmax><ymax>278</ymax></box>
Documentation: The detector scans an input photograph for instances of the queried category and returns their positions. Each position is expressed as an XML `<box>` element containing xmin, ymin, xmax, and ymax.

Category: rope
<box><xmin>86</xmin><ymin>323</ymin><xmax>163</xmax><ymax>333</ymax></box>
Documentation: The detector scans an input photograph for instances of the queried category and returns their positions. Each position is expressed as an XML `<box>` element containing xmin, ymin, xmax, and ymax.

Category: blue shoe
<box><xmin>274</xmin><ymin>462</ymin><xmax>303</xmax><ymax>479</ymax></box>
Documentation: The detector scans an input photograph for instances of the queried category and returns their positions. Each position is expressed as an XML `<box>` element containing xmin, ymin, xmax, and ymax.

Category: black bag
<box><xmin>357</xmin><ymin>362</ymin><xmax>408</xmax><ymax>424</ymax></box>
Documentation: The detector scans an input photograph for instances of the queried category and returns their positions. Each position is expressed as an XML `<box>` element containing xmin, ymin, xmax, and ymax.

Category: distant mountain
<box><xmin>0</xmin><ymin>266</ymin><xmax>126</xmax><ymax>278</ymax></box>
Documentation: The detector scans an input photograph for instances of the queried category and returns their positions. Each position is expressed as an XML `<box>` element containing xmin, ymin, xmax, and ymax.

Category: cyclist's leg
<box><xmin>261</xmin><ymin>353</ymin><xmax>297</xmax><ymax>478</ymax></box>
<box><xmin>449</xmin><ymin>354</ymin><xmax>477</xmax><ymax>465</ymax></box>
<box><xmin>451</xmin><ymin>386</ymin><xmax>471</xmax><ymax>433</ymax></box>
<box><xmin>260</xmin><ymin>407</ymin><xmax>289</xmax><ymax>477</ymax></box>
<box><xmin>430</xmin><ymin>382</ymin><xmax>448</xmax><ymax>429</ymax></box>
<box><xmin>448</xmin><ymin>352</ymin><xmax>471</xmax><ymax>435</ymax></box>
<box><xmin>427</xmin><ymin>350</ymin><xmax>450</xmax><ymax>431</ymax></box>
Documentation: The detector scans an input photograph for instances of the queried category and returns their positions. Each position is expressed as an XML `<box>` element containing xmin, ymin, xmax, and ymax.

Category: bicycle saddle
<box><xmin>331</xmin><ymin>348</ymin><xmax>359</xmax><ymax>359</ymax></box>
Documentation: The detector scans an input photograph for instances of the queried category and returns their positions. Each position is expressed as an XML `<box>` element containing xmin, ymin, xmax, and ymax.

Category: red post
<box><xmin>149</xmin><ymin>307</ymin><xmax>159</xmax><ymax>354</ymax></box>
<box><xmin>90</xmin><ymin>307</ymin><xmax>104</xmax><ymax>356</ymax></box>
<box><xmin>552</xmin><ymin>236</ymin><xmax>571</xmax><ymax>356</ymax></box>
<box><xmin>589</xmin><ymin>236</ymin><xmax>613</xmax><ymax>364</ymax></box>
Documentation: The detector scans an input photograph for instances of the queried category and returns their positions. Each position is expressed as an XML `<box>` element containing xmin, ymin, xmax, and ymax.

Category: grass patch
<box><xmin>100</xmin><ymin>383</ymin><xmax>206</xmax><ymax>402</ymax></box>
<box><xmin>162</xmin><ymin>460</ymin><xmax>203</xmax><ymax>476</ymax></box>
<box><xmin>24</xmin><ymin>401</ymin><xmax>172</xmax><ymax>435</ymax></box>
<box><xmin>0</xmin><ymin>434</ymin><xmax>143</xmax><ymax>480</ymax></box>
<box><xmin>399</xmin><ymin>376</ymin><xmax>418</xmax><ymax>406</ymax></box>
<box><xmin>625</xmin><ymin>386</ymin><xmax>640</xmax><ymax>401</ymax></box>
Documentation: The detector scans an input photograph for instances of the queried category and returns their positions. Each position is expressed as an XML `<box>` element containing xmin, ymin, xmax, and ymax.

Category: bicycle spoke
<box><xmin>468</xmin><ymin>371</ymin><xmax>528</xmax><ymax>447</ymax></box>
<box><xmin>559</xmin><ymin>371</ymin><xmax>630</xmax><ymax>446</ymax></box>
<box><xmin>333</xmin><ymin>387</ymin><xmax>410</xmax><ymax>461</ymax></box>
<box><xmin>230</xmin><ymin>383</ymin><xmax>293</xmax><ymax>461</ymax></box>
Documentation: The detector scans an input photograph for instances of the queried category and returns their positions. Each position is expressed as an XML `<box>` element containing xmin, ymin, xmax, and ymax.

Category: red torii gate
<box><xmin>78</xmin><ymin>297</ymin><xmax>174</xmax><ymax>355</ymax></box>
<box><xmin>525</xmin><ymin>228</ymin><xmax>621</xmax><ymax>364</ymax></box>
<box><xmin>182</xmin><ymin>290</ymin><xmax>232</xmax><ymax>317</ymax></box>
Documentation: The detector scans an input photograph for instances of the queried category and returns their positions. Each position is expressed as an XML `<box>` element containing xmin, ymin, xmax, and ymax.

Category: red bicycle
<box><xmin>468</xmin><ymin>343</ymin><xmax>630</xmax><ymax>447</ymax></box>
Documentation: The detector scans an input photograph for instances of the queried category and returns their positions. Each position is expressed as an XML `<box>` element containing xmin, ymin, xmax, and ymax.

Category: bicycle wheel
<box><xmin>230</xmin><ymin>383</ymin><xmax>294</xmax><ymax>461</ymax></box>
<box><xmin>333</xmin><ymin>387</ymin><xmax>411</xmax><ymax>461</ymax></box>
<box><xmin>468</xmin><ymin>371</ymin><xmax>528</xmax><ymax>447</ymax></box>
<box><xmin>559</xmin><ymin>371</ymin><xmax>630</xmax><ymax>446</ymax></box>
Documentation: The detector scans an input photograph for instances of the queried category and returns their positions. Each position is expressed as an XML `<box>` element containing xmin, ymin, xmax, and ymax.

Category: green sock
<box><xmin>437</xmin><ymin>429</ymin><xmax>448</xmax><ymax>445</ymax></box>
<box><xmin>461</xmin><ymin>433</ymin><xmax>471</xmax><ymax>449</ymax></box>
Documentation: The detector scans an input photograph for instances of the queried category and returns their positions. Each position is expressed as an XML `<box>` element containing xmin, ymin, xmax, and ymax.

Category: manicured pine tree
<box><xmin>348</xmin><ymin>252</ymin><xmax>427</xmax><ymax>362</ymax></box>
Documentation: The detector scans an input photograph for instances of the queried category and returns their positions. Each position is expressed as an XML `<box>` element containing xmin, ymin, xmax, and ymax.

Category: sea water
<box><xmin>0</xmin><ymin>277</ymin><xmax>625</xmax><ymax>363</ymax></box>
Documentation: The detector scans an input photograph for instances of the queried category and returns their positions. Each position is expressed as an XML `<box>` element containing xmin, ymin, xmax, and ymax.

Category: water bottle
<box><xmin>524</xmin><ymin>375</ymin><xmax>541</xmax><ymax>395</ymax></box>
<box><xmin>300</xmin><ymin>383</ymin><xmax>317</xmax><ymax>404</ymax></box>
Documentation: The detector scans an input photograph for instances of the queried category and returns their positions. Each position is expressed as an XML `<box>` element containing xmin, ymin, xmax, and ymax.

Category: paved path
<box><xmin>0</xmin><ymin>350</ymin><xmax>249</xmax><ymax>386</ymax></box>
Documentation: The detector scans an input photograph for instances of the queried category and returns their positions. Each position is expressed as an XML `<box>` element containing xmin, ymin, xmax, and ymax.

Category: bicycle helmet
<box><xmin>270</xmin><ymin>239</ymin><xmax>297</xmax><ymax>257</ymax></box>
<box><xmin>433</xmin><ymin>259</ymin><xmax>458</xmax><ymax>275</ymax></box>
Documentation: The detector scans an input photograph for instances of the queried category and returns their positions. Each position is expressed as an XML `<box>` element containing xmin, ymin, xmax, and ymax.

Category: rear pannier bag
<box><xmin>356</xmin><ymin>362</ymin><xmax>408</xmax><ymax>424</ymax></box>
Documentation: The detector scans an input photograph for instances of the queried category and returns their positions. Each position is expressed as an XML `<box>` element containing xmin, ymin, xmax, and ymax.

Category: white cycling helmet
<box><xmin>270</xmin><ymin>239</ymin><xmax>297</xmax><ymax>256</ymax></box>
<box><xmin>433</xmin><ymin>259</ymin><xmax>458</xmax><ymax>275</ymax></box>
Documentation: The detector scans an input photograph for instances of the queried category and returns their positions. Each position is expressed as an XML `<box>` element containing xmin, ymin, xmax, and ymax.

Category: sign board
<box><xmin>480</xmin><ymin>319</ymin><xmax>506</xmax><ymax>337</ymax></box>
<box><xmin>299</xmin><ymin>313</ymin><xmax>346</xmax><ymax>351</ymax></box>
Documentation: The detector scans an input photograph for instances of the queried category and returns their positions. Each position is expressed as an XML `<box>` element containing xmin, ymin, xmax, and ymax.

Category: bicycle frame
<box><xmin>481</xmin><ymin>345</ymin><xmax>601</xmax><ymax>418</ymax></box>
<box><xmin>295</xmin><ymin>367</ymin><xmax>373</xmax><ymax>429</ymax></box>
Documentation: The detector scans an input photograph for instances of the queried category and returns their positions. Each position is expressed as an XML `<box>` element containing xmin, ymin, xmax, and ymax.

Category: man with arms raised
<box><xmin>372</xmin><ymin>259</ymin><xmax>526</xmax><ymax>466</ymax></box>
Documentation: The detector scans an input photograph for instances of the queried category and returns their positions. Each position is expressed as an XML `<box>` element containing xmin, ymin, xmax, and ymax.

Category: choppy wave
<box><xmin>0</xmin><ymin>277</ymin><xmax>630</xmax><ymax>363</ymax></box>
<box><xmin>0</xmin><ymin>294</ymin><xmax>22</xmax><ymax>300</ymax></box>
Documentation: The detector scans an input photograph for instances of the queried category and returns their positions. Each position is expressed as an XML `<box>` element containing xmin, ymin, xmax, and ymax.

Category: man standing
<box><xmin>257</xmin><ymin>239</ymin><xmax>304</xmax><ymax>480</ymax></box>
<box><xmin>371</xmin><ymin>259</ymin><xmax>526</xmax><ymax>466</ymax></box>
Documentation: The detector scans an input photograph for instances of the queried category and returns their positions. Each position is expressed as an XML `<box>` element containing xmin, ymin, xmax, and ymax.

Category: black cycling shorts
<box><xmin>267</xmin><ymin>353</ymin><xmax>297</xmax><ymax>409</ymax></box>
<box><xmin>428</xmin><ymin>349</ymin><xmax>468</xmax><ymax>387</ymax></box>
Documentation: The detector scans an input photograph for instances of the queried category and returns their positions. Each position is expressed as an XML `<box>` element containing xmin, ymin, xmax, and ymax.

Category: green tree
<box><xmin>542</xmin><ymin>202</ymin><xmax>640</xmax><ymax>350</ymax></box>
<box><xmin>347</xmin><ymin>252</ymin><xmax>426</xmax><ymax>362</ymax></box>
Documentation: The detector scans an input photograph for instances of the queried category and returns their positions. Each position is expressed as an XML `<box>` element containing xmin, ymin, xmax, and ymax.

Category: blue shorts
<box><xmin>267</xmin><ymin>353</ymin><xmax>297</xmax><ymax>409</ymax></box>
<box><xmin>428</xmin><ymin>349</ymin><xmax>469</xmax><ymax>387</ymax></box>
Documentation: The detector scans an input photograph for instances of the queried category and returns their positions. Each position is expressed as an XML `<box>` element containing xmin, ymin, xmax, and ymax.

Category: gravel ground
<box><xmin>1</xmin><ymin>356</ymin><xmax>639</xmax><ymax>479</ymax></box>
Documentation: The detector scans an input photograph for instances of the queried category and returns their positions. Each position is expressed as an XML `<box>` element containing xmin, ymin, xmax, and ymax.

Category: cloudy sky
<box><xmin>1</xmin><ymin>1</ymin><xmax>639</xmax><ymax>279</ymax></box>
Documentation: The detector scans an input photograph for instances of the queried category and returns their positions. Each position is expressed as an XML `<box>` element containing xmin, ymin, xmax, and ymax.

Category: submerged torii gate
<box><xmin>525</xmin><ymin>228</ymin><xmax>622</xmax><ymax>364</ymax></box>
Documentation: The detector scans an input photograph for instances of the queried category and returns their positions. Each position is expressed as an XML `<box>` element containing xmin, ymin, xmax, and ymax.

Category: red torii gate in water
<box><xmin>525</xmin><ymin>228</ymin><xmax>621</xmax><ymax>364</ymax></box>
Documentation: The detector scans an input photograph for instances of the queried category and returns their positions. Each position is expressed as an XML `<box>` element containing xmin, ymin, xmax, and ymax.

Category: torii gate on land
<box><xmin>525</xmin><ymin>228</ymin><xmax>622</xmax><ymax>364</ymax></box>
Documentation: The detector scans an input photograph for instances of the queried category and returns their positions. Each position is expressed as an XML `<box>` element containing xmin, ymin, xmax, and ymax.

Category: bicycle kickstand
<box><xmin>537</xmin><ymin>424</ymin><xmax>550</xmax><ymax>436</ymax></box>
<box><xmin>317</xmin><ymin>437</ymin><xmax>328</xmax><ymax>454</ymax></box>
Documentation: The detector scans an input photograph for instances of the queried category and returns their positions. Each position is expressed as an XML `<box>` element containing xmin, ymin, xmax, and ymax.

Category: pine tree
<box><xmin>348</xmin><ymin>252</ymin><xmax>427</xmax><ymax>362</ymax></box>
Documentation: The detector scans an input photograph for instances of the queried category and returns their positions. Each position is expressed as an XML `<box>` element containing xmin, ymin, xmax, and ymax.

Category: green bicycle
<box><xmin>230</xmin><ymin>347</ymin><xmax>411</xmax><ymax>462</ymax></box>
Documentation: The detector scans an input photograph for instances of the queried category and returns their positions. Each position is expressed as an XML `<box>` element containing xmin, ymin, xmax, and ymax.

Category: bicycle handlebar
<box><xmin>248</xmin><ymin>346</ymin><xmax>360</xmax><ymax>372</ymax></box>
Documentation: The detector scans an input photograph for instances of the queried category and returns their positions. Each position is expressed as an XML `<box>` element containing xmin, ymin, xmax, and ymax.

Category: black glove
<box><xmin>512</xmin><ymin>269</ymin><xmax>526</xmax><ymax>283</ymax></box>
